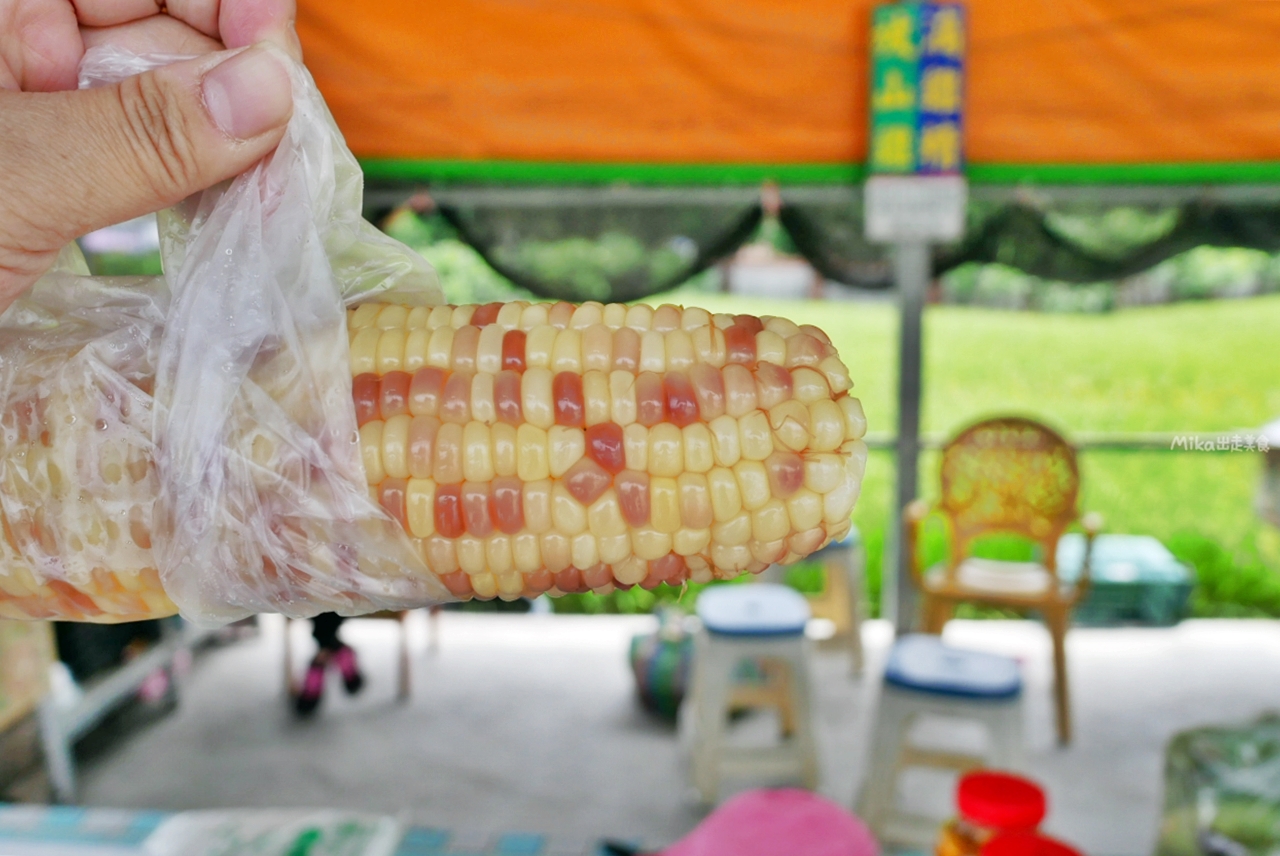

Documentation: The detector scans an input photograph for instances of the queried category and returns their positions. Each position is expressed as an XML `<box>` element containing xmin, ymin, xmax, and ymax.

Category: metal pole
<box><xmin>886</xmin><ymin>241</ymin><xmax>929</xmax><ymax>633</ymax></box>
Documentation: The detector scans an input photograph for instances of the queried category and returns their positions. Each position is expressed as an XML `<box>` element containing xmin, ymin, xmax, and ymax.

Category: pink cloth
<box><xmin>661</xmin><ymin>789</ymin><xmax>879</xmax><ymax>856</ymax></box>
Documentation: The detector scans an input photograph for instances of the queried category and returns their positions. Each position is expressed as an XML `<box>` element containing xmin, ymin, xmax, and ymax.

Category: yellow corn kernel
<box><xmin>602</xmin><ymin>302</ymin><xmax>627</xmax><ymax>329</ymax></box>
<box><xmin>382</xmin><ymin>414</ymin><xmax>412</xmax><ymax>479</ymax></box>
<box><xmin>708</xmin><ymin>415</ymin><xmax>741</xmax><ymax>467</ymax></box>
<box><xmin>734</xmin><ymin>459</ymin><xmax>771</xmax><ymax>510</ymax></box>
<box><xmin>350</xmin><ymin>327</ymin><xmax>380</xmax><ymax>375</ymax></box>
<box><xmin>521</xmin><ymin>368</ymin><xmax>555</xmax><ymax>429</ymax></box>
<box><xmin>457</xmin><ymin>536</ymin><xmax>487</xmax><ymax>574</ymax></box>
<box><xmin>712</xmin><ymin>511</ymin><xmax>752</xmax><ymax>547</ymax></box>
<box><xmin>496</xmin><ymin>302</ymin><xmax>524</xmax><ymax>330</ymax></box>
<box><xmin>823</xmin><ymin>471</ymin><xmax>858</xmax><ymax>526</ymax></box>
<box><xmin>639</xmin><ymin>331</ymin><xmax>666</xmax><ymax>372</ymax></box>
<box><xmin>404</xmin><ymin>327</ymin><xmax>430</xmax><ymax>373</ymax></box>
<box><xmin>427</xmin><ymin>305</ymin><xmax>453</xmax><ymax>329</ymax></box>
<box><xmin>751</xmin><ymin>499</ymin><xmax>791</xmax><ymax>543</ymax></box>
<box><xmin>765</xmin><ymin>316</ymin><xmax>801</xmax><ymax>339</ymax></box>
<box><xmin>677</xmin><ymin>472</ymin><xmax>714</xmax><ymax>529</ymax></box>
<box><xmin>612</xmin><ymin>556</ymin><xmax>648</xmax><ymax>586</ymax></box>
<box><xmin>666</xmin><ymin>329</ymin><xmax>695</xmax><ymax>371</ymax></box>
<box><xmin>548</xmin><ymin>426</ymin><xmax>585</xmax><ymax>478</ymax></box>
<box><xmin>749</xmin><ymin>537</ymin><xmax>786</xmax><ymax>566</ymax></box>
<box><xmin>788</xmin><ymin>489</ymin><xmax>824</xmax><ymax>532</ymax></box>
<box><xmin>485</xmin><ymin>535</ymin><xmax>513</xmax><ymax>576</ymax></box>
<box><xmin>433</xmin><ymin>421</ymin><xmax>464</xmax><ymax>483</ymax></box>
<box><xmin>541</xmin><ymin>532</ymin><xmax>572</xmax><ymax>572</ymax></box>
<box><xmin>679</xmin><ymin>306</ymin><xmax>708</xmax><ymax>330</ymax></box>
<box><xmin>583</xmin><ymin>325</ymin><xmax>613</xmax><ymax>373</ymax></box>
<box><xmin>512</xmin><ymin>532</ymin><xmax>542</xmax><ymax>572</ymax></box>
<box><xmin>808</xmin><ymin>400</ymin><xmax>845</xmax><ymax>452</ymax></box>
<box><xmin>739</xmin><ymin>411</ymin><xmax>774</xmax><ymax>461</ymax></box>
<box><xmin>682</xmin><ymin>423</ymin><xmax>714</xmax><ymax>474</ymax></box>
<box><xmin>423</xmin><ymin>535</ymin><xmax>458</xmax><ymax>574</ymax></box>
<box><xmin>712</xmin><ymin>312</ymin><xmax>734</xmax><ymax>329</ymax></box>
<box><xmin>471</xmin><ymin>572</ymin><xmax>498</xmax><ymax>599</ymax></box>
<box><xmin>756</xmin><ymin>330</ymin><xmax>786</xmax><ymax>365</ymax></box>
<box><xmin>588</xmin><ymin>491</ymin><xmax>627</xmax><ymax>539</ymax></box>
<box><xmin>632</xmin><ymin>527</ymin><xmax>673</xmax><ymax>561</ymax></box>
<box><xmin>477</xmin><ymin>324</ymin><xmax>505</xmax><ymax>374</ymax></box>
<box><xmin>804</xmin><ymin>453</ymin><xmax>845</xmax><ymax>494</ymax></box>
<box><xmin>525</xmin><ymin>326</ymin><xmax>556</xmax><ymax>369</ymax></box>
<box><xmin>523</xmin><ymin>479</ymin><xmax>553</xmax><ymax>533</ymax></box>
<box><xmin>350</xmin><ymin>303</ymin><xmax>382</xmax><ymax>329</ymax></box>
<box><xmin>623</xmin><ymin>423</ymin><xmax>649</xmax><ymax>471</ymax></box>
<box><xmin>707</xmin><ymin>467</ymin><xmax>742</xmax><ymax>523</ymax></box>
<box><xmin>647</xmin><ymin>423</ymin><xmax>683</xmax><ymax>478</ymax></box>
<box><xmin>407</xmin><ymin>305</ymin><xmax>431</xmax><ymax>328</ymax></box>
<box><xmin>819</xmin><ymin>356</ymin><xmax>852</xmax><ymax>394</ymax></box>
<box><xmin>625</xmin><ymin>304</ymin><xmax>654</xmax><ymax>330</ymax></box>
<box><xmin>377</xmin><ymin>304</ymin><xmax>409</xmax><ymax>330</ymax></box>
<box><xmin>497</xmin><ymin>570</ymin><xmax>524</xmax><ymax>599</ymax></box>
<box><xmin>551</xmin><ymin>482</ymin><xmax>588</xmax><ymax>535</ymax></box>
<box><xmin>769</xmin><ymin>400</ymin><xmax>811</xmax><ymax>453</ymax></box>
<box><xmin>792</xmin><ymin>367</ymin><xmax>831</xmax><ymax>404</ymax></box>
<box><xmin>492</xmin><ymin>422</ymin><xmax>517</xmax><ymax>477</ymax></box>
<box><xmin>653</xmin><ymin>304</ymin><xmax>682</xmax><ymax>331</ymax></box>
<box><xmin>692</xmin><ymin>325</ymin><xmax>727</xmax><ymax>366</ymax></box>
<box><xmin>462</xmin><ymin>422</ymin><xmax>495</xmax><ymax>482</ymax></box>
<box><xmin>572</xmin><ymin>302</ymin><xmax>604</xmax><ymax>329</ymax></box>
<box><xmin>464</xmin><ymin>374</ymin><xmax>493</xmax><ymax>425</ymax></box>
<box><xmin>610</xmin><ymin>371</ymin><xmax>638</xmax><ymax>426</ymax></box>
<box><xmin>583</xmin><ymin>370</ymin><xmax>611</xmax><ymax>426</ymax></box>
<box><xmin>406</xmin><ymin>478</ymin><xmax>435</xmax><ymax>537</ymax></box>
<box><xmin>518</xmin><ymin>302</ymin><xmax>547</xmax><ymax>329</ymax></box>
<box><xmin>673</xmin><ymin>527</ymin><xmax>711</xmax><ymax>556</ymax></box>
<box><xmin>711</xmin><ymin>543</ymin><xmax>752</xmax><ymax>573</ymax></box>
<box><xmin>838</xmin><ymin>395</ymin><xmax>867</xmax><ymax>440</ymax></box>
<box><xmin>650</xmin><ymin>477</ymin><xmax>681</xmax><ymax>534</ymax></box>
<box><xmin>552</xmin><ymin>328</ymin><xmax>583</xmax><ymax>374</ymax></box>
<box><xmin>360</xmin><ymin>421</ymin><xmax>385</xmax><ymax>484</ymax></box>
<box><xmin>516</xmin><ymin>424</ymin><xmax>550</xmax><ymax>482</ymax></box>
<box><xmin>598</xmin><ymin>533</ymin><xmax>631</xmax><ymax>564</ymax></box>
<box><xmin>450</xmin><ymin>305</ymin><xmax>476</xmax><ymax>328</ymax></box>
<box><xmin>571</xmin><ymin>533</ymin><xmax>598</xmax><ymax>570</ymax></box>
<box><xmin>426</xmin><ymin>326</ymin><xmax>455</xmax><ymax>369</ymax></box>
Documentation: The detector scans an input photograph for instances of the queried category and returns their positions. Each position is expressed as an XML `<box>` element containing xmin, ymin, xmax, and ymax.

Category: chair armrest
<box><xmin>904</xmin><ymin>500</ymin><xmax>931</xmax><ymax>587</ymax></box>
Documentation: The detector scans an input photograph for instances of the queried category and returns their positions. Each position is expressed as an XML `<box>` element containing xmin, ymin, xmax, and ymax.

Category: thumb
<box><xmin>0</xmin><ymin>45</ymin><xmax>292</xmax><ymax>289</ymax></box>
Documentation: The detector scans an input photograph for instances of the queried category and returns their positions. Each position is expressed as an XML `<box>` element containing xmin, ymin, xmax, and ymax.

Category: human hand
<box><xmin>0</xmin><ymin>0</ymin><xmax>301</xmax><ymax>308</ymax></box>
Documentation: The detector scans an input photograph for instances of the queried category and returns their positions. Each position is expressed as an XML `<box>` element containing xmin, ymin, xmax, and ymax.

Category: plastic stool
<box><xmin>857</xmin><ymin>635</ymin><xmax>1024</xmax><ymax>846</ymax></box>
<box><xmin>684</xmin><ymin>584</ymin><xmax>819</xmax><ymax>804</ymax></box>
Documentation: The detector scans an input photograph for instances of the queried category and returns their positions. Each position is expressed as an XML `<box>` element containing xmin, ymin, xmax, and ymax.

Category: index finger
<box><xmin>71</xmin><ymin>0</ymin><xmax>297</xmax><ymax>55</ymax></box>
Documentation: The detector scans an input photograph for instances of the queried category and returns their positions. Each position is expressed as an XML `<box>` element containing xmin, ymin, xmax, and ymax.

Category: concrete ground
<box><xmin>73</xmin><ymin>613</ymin><xmax>1280</xmax><ymax>855</ymax></box>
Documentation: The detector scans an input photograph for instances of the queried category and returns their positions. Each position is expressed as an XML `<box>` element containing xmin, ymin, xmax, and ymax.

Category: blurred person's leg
<box><xmin>295</xmin><ymin>614</ymin><xmax>364</xmax><ymax>716</ymax></box>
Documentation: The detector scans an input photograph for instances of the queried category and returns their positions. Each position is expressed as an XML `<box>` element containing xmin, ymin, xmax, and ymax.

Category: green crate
<box><xmin>1056</xmin><ymin>534</ymin><xmax>1193</xmax><ymax>627</ymax></box>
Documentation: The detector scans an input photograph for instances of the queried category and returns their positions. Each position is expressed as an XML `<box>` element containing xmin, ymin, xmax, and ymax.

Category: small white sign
<box><xmin>864</xmin><ymin>175</ymin><xmax>968</xmax><ymax>243</ymax></box>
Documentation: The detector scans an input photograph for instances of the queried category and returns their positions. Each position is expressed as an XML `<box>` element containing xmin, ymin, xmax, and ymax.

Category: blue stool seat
<box><xmin>884</xmin><ymin>635</ymin><xmax>1022</xmax><ymax>700</ymax></box>
<box><xmin>696</xmin><ymin>584</ymin><xmax>811</xmax><ymax>637</ymax></box>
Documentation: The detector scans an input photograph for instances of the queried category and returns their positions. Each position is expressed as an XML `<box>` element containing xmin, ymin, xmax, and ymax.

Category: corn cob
<box><xmin>0</xmin><ymin>300</ymin><xmax>865</xmax><ymax>620</ymax></box>
<box><xmin>347</xmin><ymin>300</ymin><xmax>866</xmax><ymax>601</ymax></box>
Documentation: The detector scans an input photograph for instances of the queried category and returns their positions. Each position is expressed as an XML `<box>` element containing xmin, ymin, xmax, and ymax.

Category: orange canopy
<box><xmin>296</xmin><ymin>0</ymin><xmax>1280</xmax><ymax>180</ymax></box>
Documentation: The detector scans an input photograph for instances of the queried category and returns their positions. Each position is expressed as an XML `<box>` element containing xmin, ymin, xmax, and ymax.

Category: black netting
<box><xmin>435</xmin><ymin>200</ymin><xmax>762</xmax><ymax>303</ymax></box>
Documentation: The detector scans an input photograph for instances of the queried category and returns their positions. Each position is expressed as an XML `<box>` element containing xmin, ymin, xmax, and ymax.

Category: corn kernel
<box><xmin>838</xmin><ymin>395</ymin><xmax>867</xmax><ymax>440</ymax></box>
<box><xmin>471</xmin><ymin>572</ymin><xmax>498</xmax><ymax>599</ymax></box>
<box><xmin>406</xmin><ymin>479</ymin><xmax>435</xmax><ymax>537</ymax></box>
<box><xmin>552</xmin><ymin>328</ymin><xmax>583</xmax><ymax>374</ymax></box>
<box><xmin>749</xmin><ymin>537</ymin><xmax>786</xmax><ymax>566</ymax></box>
<box><xmin>707</xmin><ymin>467</ymin><xmax>742</xmax><ymax>523</ymax></box>
<box><xmin>492</xmin><ymin>422</ymin><xmax>517</xmax><ymax>477</ymax></box>
<box><xmin>512</xmin><ymin>532</ymin><xmax>542</xmax><ymax>572</ymax></box>
<box><xmin>350</xmin><ymin>327</ymin><xmax>380</xmax><ymax>375</ymax></box>
<box><xmin>470</xmin><ymin>373</ymin><xmax>496</xmax><ymax>424</ymax></box>
<box><xmin>808</xmin><ymin>400</ymin><xmax>845</xmax><ymax>452</ymax></box>
<box><xmin>350</xmin><ymin>303</ymin><xmax>382</xmax><ymax>328</ymax></box>
<box><xmin>712</xmin><ymin>511</ymin><xmax>751</xmax><ymax>547</ymax></box>
<box><xmin>551</xmin><ymin>482</ymin><xmax>588</xmax><ymax>534</ymax></box>
<box><xmin>666</xmin><ymin>329</ymin><xmax>695</xmax><ymax>371</ymax></box>
<box><xmin>756</xmin><ymin>330</ymin><xmax>786</xmax><ymax>365</ymax></box>
<box><xmin>625</xmin><ymin>304</ymin><xmax>654</xmax><ymax>330</ymax></box>
<box><xmin>738</xmin><ymin>411</ymin><xmax>774</xmax><ymax>461</ymax></box>
<box><xmin>360</xmin><ymin>421</ymin><xmax>385</xmax><ymax>484</ymax></box>
<box><xmin>582</xmin><ymin>370</ymin><xmax>611</xmax><ymax>426</ymax></box>
<box><xmin>404</xmin><ymin>328</ymin><xmax>430</xmax><ymax>373</ymax></box>
<box><xmin>516</xmin><ymin>424</ymin><xmax>550</xmax><ymax>482</ymax></box>
<box><xmin>450</xmin><ymin>305</ymin><xmax>476</xmax><ymax>328</ymax></box>
<box><xmin>521</xmin><ymin>368</ymin><xmax>554</xmax><ymax>429</ymax></box>
<box><xmin>477</xmin><ymin>324</ymin><xmax>505</xmax><ymax>373</ymax></box>
<box><xmin>673</xmin><ymin>527</ymin><xmax>711</xmax><ymax>556</ymax></box>
<box><xmin>427</xmin><ymin>305</ymin><xmax>453</xmax><ymax>328</ymax></box>
<box><xmin>751</xmin><ymin>499</ymin><xmax>790</xmax><ymax>543</ymax></box>
<box><xmin>598</xmin><ymin>533</ymin><xmax>631</xmax><ymax>564</ymax></box>
<box><xmin>677</xmin><ymin>472</ymin><xmax>714</xmax><ymax>529</ymax></box>
<box><xmin>708</xmin><ymin>414</ymin><xmax>741</xmax><ymax>467</ymax></box>
<box><xmin>632</xmin><ymin>527</ymin><xmax>673</xmax><ymax>561</ymax></box>
<box><xmin>723</xmin><ymin>365</ymin><xmax>757</xmax><ymax>418</ymax></box>
<box><xmin>588</xmin><ymin>491</ymin><xmax>627</xmax><ymax>539</ymax></box>
<box><xmin>649</xmin><ymin>477</ymin><xmax>681</xmax><ymax>534</ymax></box>
<box><xmin>407</xmin><ymin>305</ymin><xmax>431</xmax><ymax>328</ymax></box>
<box><xmin>609</xmin><ymin>371</ymin><xmax>638</xmax><ymax>426</ymax></box>
<box><xmin>647</xmin><ymin>423</ymin><xmax>683</xmax><ymax>478</ymax></box>
<box><xmin>382</xmin><ymin>414</ymin><xmax>411</xmax><ymax>479</ymax></box>
<box><xmin>734</xmin><ymin>459</ymin><xmax>771</xmax><ymax>510</ymax></box>
<box><xmin>461</xmin><ymin>422</ymin><xmax>494</xmax><ymax>482</ymax></box>
<box><xmin>792</xmin><ymin>367</ymin><xmax>830</xmax><ymax>404</ymax></box>
<box><xmin>769</xmin><ymin>400</ymin><xmax>811</xmax><ymax>453</ymax></box>
<box><xmin>804</xmin><ymin>453</ymin><xmax>845</xmax><ymax>494</ymax></box>
<box><xmin>612</xmin><ymin>556</ymin><xmax>648</xmax><ymax>586</ymax></box>
<box><xmin>523</xmin><ymin>479</ymin><xmax>553</xmax><ymax>533</ymax></box>
<box><xmin>457</xmin><ymin>536</ymin><xmax>487</xmax><ymax>574</ymax></box>
<box><xmin>623</xmin><ymin>423</ymin><xmax>648</xmax><ymax>471</ymax></box>
<box><xmin>682</xmin><ymin>423</ymin><xmax>714</xmax><ymax>473</ymax></box>
<box><xmin>541</xmin><ymin>532</ymin><xmax>572</xmax><ymax>572</ymax></box>
<box><xmin>571</xmin><ymin>533</ymin><xmax>599</xmax><ymax>570</ymax></box>
<box><xmin>692</xmin><ymin>325</ymin><xmax>727</xmax><ymax>366</ymax></box>
<box><xmin>548</xmin><ymin>426</ymin><xmax>585</xmax><ymax>478</ymax></box>
<box><xmin>583</xmin><ymin>325</ymin><xmax>613</xmax><ymax>372</ymax></box>
<box><xmin>640</xmin><ymin>331</ymin><xmax>666</xmax><ymax>372</ymax></box>
<box><xmin>526</xmin><ymin>326</ymin><xmax>556</xmax><ymax>369</ymax></box>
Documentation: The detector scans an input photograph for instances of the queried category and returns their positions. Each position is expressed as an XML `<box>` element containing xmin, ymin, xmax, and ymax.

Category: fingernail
<box><xmin>202</xmin><ymin>46</ymin><xmax>292</xmax><ymax>140</ymax></box>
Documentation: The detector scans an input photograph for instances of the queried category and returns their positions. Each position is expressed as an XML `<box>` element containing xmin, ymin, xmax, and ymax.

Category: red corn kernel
<box><xmin>440</xmin><ymin>371</ymin><xmax>472</xmax><ymax>423</ymax></box>
<box><xmin>434</xmin><ymin>485</ymin><xmax>464</xmax><ymax>538</ymax></box>
<box><xmin>461</xmin><ymin>482</ymin><xmax>493</xmax><ymax>537</ymax></box>
<box><xmin>378</xmin><ymin>477</ymin><xmax>409</xmax><ymax>529</ymax></box>
<box><xmin>786</xmin><ymin>333</ymin><xmax>827</xmax><ymax>367</ymax></box>
<box><xmin>585</xmin><ymin>422</ymin><xmax>625</xmax><ymax>474</ymax></box>
<box><xmin>553</xmin><ymin>371</ymin><xmax>585</xmax><ymax>427</ymax></box>
<box><xmin>554</xmin><ymin>567</ymin><xmax>584</xmax><ymax>593</ymax></box>
<box><xmin>689</xmin><ymin>364</ymin><xmax>725</xmax><ymax>421</ymax></box>
<box><xmin>524</xmin><ymin>570</ymin><xmax>554</xmax><ymax>594</ymax></box>
<box><xmin>471</xmin><ymin>302</ymin><xmax>503</xmax><ymax>327</ymax></box>
<box><xmin>563</xmin><ymin>458</ymin><xmax>612</xmax><ymax>506</ymax></box>
<box><xmin>616</xmin><ymin>471</ymin><xmax>651</xmax><ymax>527</ymax></box>
<box><xmin>502</xmin><ymin>329</ymin><xmax>527</xmax><ymax>371</ymax></box>
<box><xmin>439</xmin><ymin>570</ymin><xmax>473</xmax><ymax>597</ymax></box>
<box><xmin>408</xmin><ymin>367</ymin><xmax>447</xmax><ymax>417</ymax></box>
<box><xmin>407</xmin><ymin>416</ymin><xmax>441</xmax><ymax>479</ymax></box>
<box><xmin>494</xmin><ymin>370</ymin><xmax>524</xmax><ymax>424</ymax></box>
<box><xmin>379</xmin><ymin>370</ymin><xmax>411</xmax><ymax>419</ymax></box>
<box><xmin>582</xmin><ymin>563</ymin><xmax>613</xmax><ymax>591</ymax></box>
<box><xmin>725</xmin><ymin>324</ymin><xmax>758</xmax><ymax>366</ymax></box>
<box><xmin>451</xmin><ymin>325</ymin><xmax>480</xmax><ymax>372</ymax></box>
<box><xmin>765</xmin><ymin>450</ymin><xmax>805</xmax><ymax>497</ymax></box>
<box><xmin>754</xmin><ymin>363</ymin><xmax>794</xmax><ymax>410</ymax></box>
<box><xmin>489</xmin><ymin>476</ymin><xmax>525</xmax><ymax>535</ymax></box>
<box><xmin>653</xmin><ymin>305</ymin><xmax>682</xmax><ymax>332</ymax></box>
<box><xmin>733</xmin><ymin>314</ymin><xmax>764</xmax><ymax>335</ymax></box>
<box><xmin>549</xmin><ymin>301</ymin><xmax>575</xmax><ymax>329</ymax></box>
<box><xmin>649</xmin><ymin>552</ymin><xmax>686</xmax><ymax>583</ymax></box>
<box><xmin>612</xmin><ymin>327</ymin><xmax>641</xmax><ymax>372</ymax></box>
<box><xmin>663</xmin><ymin>372</ymin><xmax>698</xmax><ymax>428</ymax></box>
<box><xmin>635</xmin><ymin>372</ymin><xmax>666</xmax><ymax>426</ymax></box>
<box><xmin>352</xmin><ymin>373</ymin><xmax>380</xmax><ymax>426</ymax></box>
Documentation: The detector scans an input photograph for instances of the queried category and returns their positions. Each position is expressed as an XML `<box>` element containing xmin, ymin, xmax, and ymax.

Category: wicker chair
<box><xmin>905</xmin><ymin>416</ymin><xmax>1101</xmax><ymax>744</ymax></box>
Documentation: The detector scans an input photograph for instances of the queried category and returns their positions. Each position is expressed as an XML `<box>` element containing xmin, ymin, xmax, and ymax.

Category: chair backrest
<box><xmin>939</xmin><ymin>417</ymin><xmax>1079</xmax><ymax>571</ymax></box>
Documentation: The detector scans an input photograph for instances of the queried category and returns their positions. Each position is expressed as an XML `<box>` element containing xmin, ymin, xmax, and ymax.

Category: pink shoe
<box><xmin>333</xmin><ymin>645</ymin><xmax>364</xmax><ymax>695</ymax></box>
<box><xmin>294</xmin><ymin>660</ymin><xmax>326</xmax><ymax>716</ymax></box>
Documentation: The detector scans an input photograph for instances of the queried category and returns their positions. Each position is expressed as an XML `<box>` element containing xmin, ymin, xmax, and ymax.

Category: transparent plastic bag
<box><xmin>0</xmin><ymin>47</ymin><xmax>448</xmax><ymax>623</ymax></box>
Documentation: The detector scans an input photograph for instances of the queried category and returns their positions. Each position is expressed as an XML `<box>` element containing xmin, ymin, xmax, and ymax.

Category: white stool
<box><xmin>683</xmin><ymin>584</ymin><xmax>819</xmax><ymax>805</ymax></box>
<box><xmin>857</xmin><ymin>635</ymin><xmax>1024</xmax><ymax>846</ymax></box>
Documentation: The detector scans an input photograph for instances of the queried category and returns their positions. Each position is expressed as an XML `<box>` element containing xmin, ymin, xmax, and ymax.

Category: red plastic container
<box><xmin>982</xmin><ymin>831</ymin><xmax>1085</xmax><ymax>856</ymax></box>
<box><xmin>936</xmin><ymin>771</ymin><xmax>1048</xmax><ymax>856</ymax></box>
